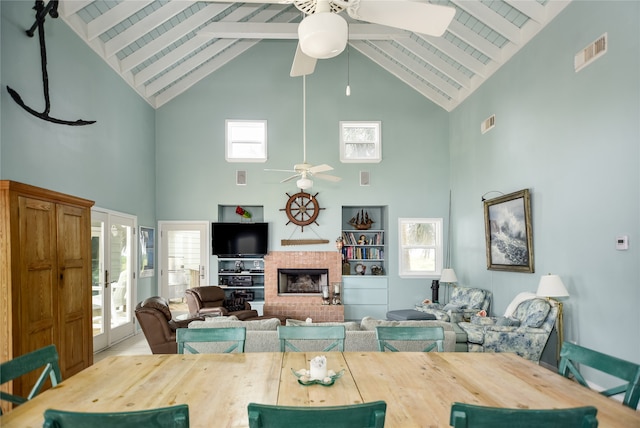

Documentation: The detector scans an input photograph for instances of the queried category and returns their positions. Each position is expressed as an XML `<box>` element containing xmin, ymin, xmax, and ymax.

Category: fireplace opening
<box><xmin>278</xmin><ymin>269</ymin><xmax>328</xmax><ymax>295</ymax></box>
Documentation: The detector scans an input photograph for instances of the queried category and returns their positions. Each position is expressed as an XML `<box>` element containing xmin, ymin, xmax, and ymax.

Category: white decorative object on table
<box><xmin>310</xmin><ymin>355</ymin><xmax>327</xmax><ymax>380</ymax></box>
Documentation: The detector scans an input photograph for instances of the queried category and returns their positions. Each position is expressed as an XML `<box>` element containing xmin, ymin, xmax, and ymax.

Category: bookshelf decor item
<box><xmin>349</xmin><ymin>210</ymin><xmax>374</xmax><ymax>230</ymax></box>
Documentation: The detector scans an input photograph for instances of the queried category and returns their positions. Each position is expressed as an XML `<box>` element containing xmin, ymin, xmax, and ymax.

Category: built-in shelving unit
<box><xmin>341</xmin><ymin>205</ymin><xmax>387</xmax><ymax>276</ymax></box>
<box><xmin>218</xmin><ymin>257</ymin><xmax>265</xmax><ymax>315</ymax></box>
<box><xmin>215</xmin><ymin>205</ymin><xmax>265</xmax><ymax>315</ymax></box>
<box><xmin>341</xmin><ymin>205</ymin><xmax>389</xmax><ymax>320</ymax></box>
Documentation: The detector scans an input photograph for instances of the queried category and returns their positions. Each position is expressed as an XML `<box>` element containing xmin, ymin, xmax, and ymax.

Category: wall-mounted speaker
<box><xmin>360</xmin><ymin>171</ymin><xmax>370</xmax><ymax>186</ymax></box>
<box><xmin>236</xmin><ymin>170</ymin><xmax>247</xmax><ymax>185</ymax></box>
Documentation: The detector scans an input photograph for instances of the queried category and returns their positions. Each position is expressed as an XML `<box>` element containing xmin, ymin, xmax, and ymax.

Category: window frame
<box><xmin>339</xmin><ymin>121</ymin><xmax>382</xmax><ymax>163</ymax></box>
<box><xmin>225</xmin><ymin>120</ymin><xmax>267</xmax><ymax>163</ymax></box>
<box><xmin>398</xmin><ymin>218</ymin><xmax>444</xmax><ymax>278</ymax></box>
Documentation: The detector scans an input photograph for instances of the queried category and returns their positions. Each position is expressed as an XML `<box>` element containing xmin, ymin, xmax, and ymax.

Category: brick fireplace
<box><xmin>263</xmin><ymin>251</ymin><xmax>344</xmax><ymax>322</ymax></box>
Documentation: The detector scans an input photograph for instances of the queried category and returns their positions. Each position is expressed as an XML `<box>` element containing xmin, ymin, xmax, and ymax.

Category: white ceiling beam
<box><xmin>370</xmin><ymin>41</ymin><xmax>461</xmax><ymax>100</ymax></box>
<box><xmin>119</xmin><ymin>3</ymin><xmax>232</xmax><ymax>73</ymax></box>
<box><xmin>133</xmin><ymin>4</ymin><xmax>270</xmax><ymax>86</ymax></box>
<box><xmin>505</xmin><ymin>0</ymin><xmax>546</xmax><ymax>23</ymax></box>
<box><xmin>451</xmin><ymin>0</ymin><xmax>521</xmax><ymax>44</ymax></box>
<box><xmin>86</xmin><ymin>1</ymin><xmax>153</xmax><ymax>41</ymax></box>
<box><xmin>143</xmin><ymin>6</ymin><xmax>291</xmax><ymax>94</ymax></box>
<box><xmin>394</xmin><ymin>38</ymin><xmax>472</xmax><ymax>90</ymax></box>
<box><xmin>59</xmin><ymin>0</ymin><xmax>92</xmax><ymax>18</ymax></box>
<box><xmin>446</xmin><ymin>20</ymin><xmax>502</xmax><ymax>62</ymax></box>
<box><xmin>104</xmin><ymin>1</ymin><xmax>197</xmax><ymax>58</ymax></box>
<box><xmin>197</xmin><ymin>22</ymin><xmax>408</xmax><ymax>40</ymax></box>
<box><xmin>350</xmin><ymin>41</ymin><xmax>454</xmax><ymax>112</ymax></box>
<box><xmin>154</xmin><ymin>40</ymin><xmax>260</xmax><ymax>108</ymax></box>
<box><xmin>422</xmin><ymin>35</ymin><xmax>488</xmax><ymax>78</ymax></box>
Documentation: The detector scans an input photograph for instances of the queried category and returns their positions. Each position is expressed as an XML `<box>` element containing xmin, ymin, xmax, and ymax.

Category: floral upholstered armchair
<box><xmin>458</xmin><ymin>297</ymin><xmax>559</xmax><ymax>362</ymax></box>
<box><xmin>415</xmin><ymin>286</ymin><xmax>492</xmax><ymax>323</ymax></box>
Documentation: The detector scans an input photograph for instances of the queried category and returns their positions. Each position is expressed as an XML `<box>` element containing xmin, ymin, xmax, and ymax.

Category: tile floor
<box><xmin>94</xmin><ymin>333</ymin><xmax>152</xmax><ymax>362</ymax></box>
<box><xmin>93</xmin><ymin>303</ymin><xmax>188</xmax><ymax>362</ymax></box>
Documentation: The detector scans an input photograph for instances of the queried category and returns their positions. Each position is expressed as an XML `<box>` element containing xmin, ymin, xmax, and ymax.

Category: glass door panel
<box><xmin>159</xmin><ymin>222</ymin><xmax>209</xmax><ymax>302</ymax></box>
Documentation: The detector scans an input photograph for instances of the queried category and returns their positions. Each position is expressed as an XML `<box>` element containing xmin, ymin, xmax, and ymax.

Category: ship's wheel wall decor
<box><xmin>280</xmin><ymin>191</ymin><xmax>325</xmax><ymax>232</ymax></box>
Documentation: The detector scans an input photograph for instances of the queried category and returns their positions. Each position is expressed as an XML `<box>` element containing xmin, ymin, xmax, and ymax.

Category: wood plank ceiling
<box><xmin>56</xmin><ymin>0</ymin><xmax>571</xmax><ymax>111</ymax></box>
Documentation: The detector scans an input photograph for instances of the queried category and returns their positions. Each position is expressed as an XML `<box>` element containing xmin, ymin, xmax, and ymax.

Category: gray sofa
<box><xmin>186</xmin><ymin>316</ymin><xmax>457</xmax><ymax>353</ymax></box>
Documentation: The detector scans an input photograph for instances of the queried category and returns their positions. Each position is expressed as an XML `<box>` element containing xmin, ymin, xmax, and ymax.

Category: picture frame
<box><xmin>483</xmin><ymin>189</ymin><xmax>534</xmax><ymax>273</ymax></box>
<box><xmin>139</xmin><ymin>226</ymin><xmax>155</xmax><ymax>278</ymax></box>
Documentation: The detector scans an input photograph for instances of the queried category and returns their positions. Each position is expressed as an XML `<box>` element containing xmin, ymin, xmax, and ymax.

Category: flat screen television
<box><xmin>212</xmin><ymin>222</ymin><xmax>268</xmax><ymax>257</ymax></box>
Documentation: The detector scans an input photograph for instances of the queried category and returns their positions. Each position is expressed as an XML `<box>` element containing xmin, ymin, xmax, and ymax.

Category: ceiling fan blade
<box><xmin>280</xmin><ymin>174</ymin><xmax>300</xmax><ymax>183</ymax></box>
<box><xmin>290</xmin><ymin>43</ymin><xmax>317</xmax><ymax>77</ymax></box>
<box><xmin>347</xmin><ymin>1</ymin><xmax>455</xmax><ymax>37</ymax></box>
<box><xmin>202</xmin><ymin>0</ymin><xmax>293</xmax><ymax>3</ymax></box>
<box><xmin>308</xmin><ymin>164</ymin><xmax>333</xmax><ymax>174</ymax></box>
<box><xmin>314</xmin><ymin>173</ymin><xmax>342</xmax><ymax>182</ymax></box>
<box><xmin>265</xmin><ymin>168</ymin><xmax>296</xmax><ymax>173</ymax></box>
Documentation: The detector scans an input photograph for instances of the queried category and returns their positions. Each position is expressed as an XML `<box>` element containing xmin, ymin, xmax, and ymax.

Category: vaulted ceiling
<box><xmin>56</xmin><ymin>0</ymin><xmax>571</xmax><ymax>111</ymax></box>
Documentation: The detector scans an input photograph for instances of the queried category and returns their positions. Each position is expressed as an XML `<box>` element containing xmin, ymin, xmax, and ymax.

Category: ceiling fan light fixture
<box><xmin>298</xmin><ymin>12</ymin><xmax>348</xmax><ymax>59</ymax></box>
<box><xmin>296</xmin><ymin>177</ymin><xmax>313</xmax><ymax>190</ymax></box>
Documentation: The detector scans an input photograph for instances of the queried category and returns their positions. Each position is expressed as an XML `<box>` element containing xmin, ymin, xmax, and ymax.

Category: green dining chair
<box><xmin>42</xmin><ymin>404</ymin><xmax>190</xmax><ymax>428</ymax></box>
<box><xmin>558</xmin><ymin>341</ymin><xmax>640</xmax><ymax>409</ymax></box>
<box><xmin>375</xmin><ymin>326</ymin><xmax>445</xmax><ymax>352</ymax></box>
<box><xmin>247</xmin><ymin>401</ymin><xmax>386</xmax><ymax>428</ymax></box>
<box><xmin>277</xmin><ymin>325</ymin><xmax>345</xmax><ymax>352</ymax></box>
<box><xmin>449</xmin><ymin>402</ymin><xmax>598</xmax><ymax>428</ymax></box>
<box><xmin>176</xmin><ymin>327</ymin><xmax>246</xmax><ymax>354</ymax></box>
<box><xmin>0</xmin><ymin>344</ymin><xmax>62</xmax><ymax>414</ymax></box>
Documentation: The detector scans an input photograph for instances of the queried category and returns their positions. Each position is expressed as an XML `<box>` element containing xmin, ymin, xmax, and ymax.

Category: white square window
<box><xmin>340</xmin><ymin>121</ymin><xmax>381</xmax><ymax>163</ymax></box>
<box><xmin>225</xmin><ymin>120</ymin><xmax>267</xmax><ymax>163</ymax></box>
<box><xmin>398</xmin><ymin>218</ymin><xmax>443</xmax><ymax>278</ymax></box>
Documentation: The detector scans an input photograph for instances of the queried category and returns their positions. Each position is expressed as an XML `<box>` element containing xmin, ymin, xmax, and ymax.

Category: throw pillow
<box><xmin>286</xmin><ymin>319</ymin><xmax>361</xmax><ymax>331</ymax></box>
<box><xmin>443</xmin><ymin>303</ymin><xmax>463</xmax><ymax>311</ymax></box>
<box><xmin>520</xmin><ymin>299</ymin><xmax>551</xmax><ymax>328</ymax></box>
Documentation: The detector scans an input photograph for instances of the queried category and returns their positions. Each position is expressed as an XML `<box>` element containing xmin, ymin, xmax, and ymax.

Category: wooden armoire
<box><xmin>0</xmin><ymin>181</ymin><xmax>94</xmax><ymax>408</ymax></box>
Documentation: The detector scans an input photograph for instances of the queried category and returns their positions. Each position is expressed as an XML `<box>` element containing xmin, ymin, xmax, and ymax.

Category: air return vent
<box><xmin>575</xmin><ymin>33</ymin><xmax>607</xmax><ymax>72</ymax></box>
<box><xmin>481</xmin><ymin>114</ymin><xmax>495</xmax><ymax>134</ymax></box>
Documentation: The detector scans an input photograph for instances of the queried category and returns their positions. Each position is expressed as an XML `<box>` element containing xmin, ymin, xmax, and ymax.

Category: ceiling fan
<box><xmin>204</xmin><ymin>0</ymin><xmax>456</xmax><ymax>77</ymax></box>
<box><xmin>265</xmin><ymin>75</ymin><xmax>341</xmax><ymax>189</ymax></box>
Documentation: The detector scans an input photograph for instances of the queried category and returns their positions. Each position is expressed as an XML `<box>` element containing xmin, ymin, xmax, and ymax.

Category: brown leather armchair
<box><xmin>135</xmin><ymin>296</ymin><xmax>203</xmax><ymax>354</ymax></box>
<box><xmin>185</xmin><ymin>286</ymin><xmax>259</xmax><ymax>320</ymax></box>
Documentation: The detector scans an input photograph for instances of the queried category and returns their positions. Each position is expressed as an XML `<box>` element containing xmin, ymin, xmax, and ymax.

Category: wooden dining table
<box><xmin>1</xmin><ymin>352</ymin><xmax>638</xmax><ymax>427</ymax></box>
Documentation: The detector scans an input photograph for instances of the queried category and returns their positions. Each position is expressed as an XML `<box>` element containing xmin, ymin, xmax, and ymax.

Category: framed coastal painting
<box><xmin>139</xmin><ymin>226</ymin><xmax>155</xmax><ymax>278</ymax></box>
<box><xmin>483</xmin><ymin>189</ymin><xmax>534</xmax><ymax>273</ymax></box>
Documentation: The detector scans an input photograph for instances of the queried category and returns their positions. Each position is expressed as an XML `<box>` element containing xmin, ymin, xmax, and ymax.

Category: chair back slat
<box><xmin>375</xmin><ymin>326</ymin><xmax>444</xmax><ymax>352</ymax></box>
<box><xmin>558</xmin><ymin>341</ymin><xmax>640</xmax><ymax>409</ymax></box>
<box><xmin>248</xmin><ymin>401</ymin><xmax>386</xmax><ymax>428</ymax></box>
<box><xmin>0</xmin><ymin>345</ymin><xmax>62</xmax><ymax>411</ymax></box>
<box><xmin>449</xmin><ymin>402</ymin><xmax>598</xmax><ymax>428</ymax></box>
<box><xmin>277</xmin><ymin>326</ymin><xmax>345</xmax><ymax>352</ymax></box>
<box><xmin>42</xmin><ymin>404</ymin><xmax>190</xmax><ymax>428</ymax></box>
<box><xmin>176</xmin><ymin>328</ymin><xmax>246</xmax><ymax>354</ymax></box>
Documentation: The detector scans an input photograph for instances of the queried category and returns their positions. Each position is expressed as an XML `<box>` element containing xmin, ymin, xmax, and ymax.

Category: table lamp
<box><xmin>440</xmin><ymin>268</ymin><xmax>458</xmax><ymax>304</ymax></box>
<box><xmin>536</xmin><ymin>274</ymin><xmax>569</xmax><ymax>362</ymax></box>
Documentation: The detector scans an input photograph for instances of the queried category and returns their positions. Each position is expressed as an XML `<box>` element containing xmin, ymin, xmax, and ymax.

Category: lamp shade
<box><xmin>296</xmin><ymin>177</ymin><xmax>312</xmax><ymax>190</ymax></box>
<box><xmin>298</xmin><ymin>12</ymin><xmax>348</xmax><ymax>59</ymax></box>
<box><xmin>440</xmin><ymin>268</ymin><xmax>458</xmax><ymax>283</ymax></box>
<box><xmin>536</xmin><ymin>274</ymin><xmax>569</xmax><ymax>298</ymax></box>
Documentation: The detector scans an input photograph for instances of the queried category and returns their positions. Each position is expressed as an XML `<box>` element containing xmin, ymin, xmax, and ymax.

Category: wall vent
<box><xmin>360</xmin><ymin>171</ymin><xmax>370</xmax><ymax>186</ymax></box>
<box><xmin>236</xmin><ymin>170</ymin><xmax>247</xmax><ymax>185</ymax></box>
<box><xmin>481</xmin><ymin>114</ymin><xmax>496</xmax><ymax>134</ymax></box>
<box><xmin>575</xmin><ymin>33</ymin><xmax>607</xmax><ymax>72</ymax></box>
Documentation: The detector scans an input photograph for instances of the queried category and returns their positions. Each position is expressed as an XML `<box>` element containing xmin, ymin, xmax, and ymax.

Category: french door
<box><xmin>158</xmin><ymin>222</ymin><xmax>209</xmax><ymax>301</ymax></box>
<box><xmin>92</xmin><ymin>209</ymin><xmax>137</xmax><ymax>352</ymax></box>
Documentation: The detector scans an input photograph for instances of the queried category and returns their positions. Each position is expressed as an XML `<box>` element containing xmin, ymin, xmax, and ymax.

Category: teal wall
<box><xmin>1</xmin><ymin>0</ymin><xmax>639</xmax><ymax>376</ymax></box>
<box><xmin>155</xmin><ymin>39</ymin><xmax>451</xmax><ymax>310</ymax></box>
<box><xmin>0</xmin><ymin>1</ymin><xmax>157</xmax><ymax>298</ymax></box>
<box><xmin>450</xmin><ymin>0</ymin><xmax>639</xmax><ymax>374</ymax></box>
